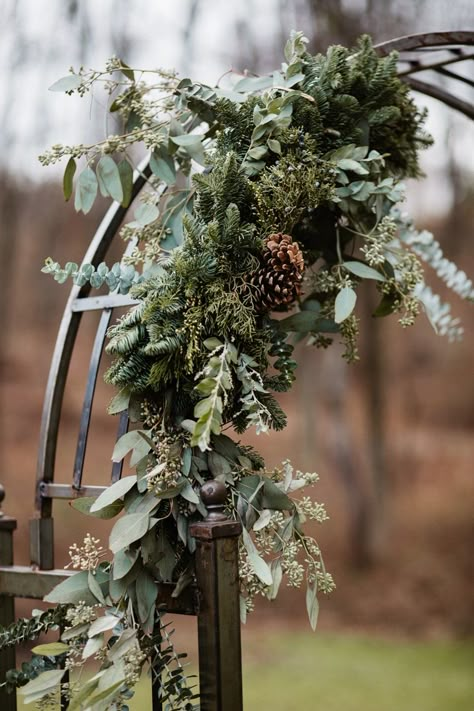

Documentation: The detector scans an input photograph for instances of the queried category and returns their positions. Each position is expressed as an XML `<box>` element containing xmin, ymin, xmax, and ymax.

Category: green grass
<box><xmin>240</xmin><ymin>632</ymin><xmax>474</xmax><ymax>711</ymax></box>
<box><xmin>17</xmin><ymin>633</ymin><xmax>473</xmax><ymax>710</ymax></box>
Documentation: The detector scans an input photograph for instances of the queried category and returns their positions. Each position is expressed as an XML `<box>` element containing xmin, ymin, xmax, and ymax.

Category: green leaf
<box><xmin>112</xmin><ymin>430</ymin><xmax>149</xmax><ymax>462</ymax></box>
<box><xmin>180</xmin><ymin>481</ymin><xmax>200</xmax><ymax>504</ymax></box>
<box><xmin>49</xmin><ymin>74</ymin><xmax>82</xmax><ymax>92</ymax></box>
<box><xmin>90</xmin><ymin>475</ymin><xmax>137</xmax><ymax>513</ymax></box>
<box><xmin>134</xmin><ymin>203</ymin><xmax>159</xmax><ymax>226</ymax></box>
<box><xmin>334</xmin><ymin>286</ymin><xmax>357</xmax><ymax>324</ymax></box>
<box><xmin>170</xmin><ymin>134</ymin><xmax>205</xmax><ymax>165</ymax></box>
<box><xmin>242</xmin><ymin>528</ymin><xmax>272</xmax><ymax>586</ymax></box>
<box><xmin>267</xmin><ymin>138</ymin><xmax>281</xmax><ymax>154</ymax></box>
<box><xmin>63</xmin><ymin>157</ymin><xmax>76</xmax><ymax>201</ymax></box>
<box><xmin>262</xmin><ymin>479</ymin><xmax>293</xmax><ymax>511</ymax></box>
<box><xmin>278</xmin><ymin>311</ymin><xmax>321</xmax><ymax>333</ymax></box>
<box><xmin>67</xmin><ymin>677</ymin><xmax>101</xmax><ymax>711</ymax></box>
<box><xmin>267</xmin><ymin>559</ymin><xmax>283</xmax><ymax>600</ymax></box>
<box><xmin>74</xmin><ymin>167</ymin><xmax>98</xmax><ymax>214</ymax></box>
<box><xmin>79</xmin><ymin>679</ymin><xmax>124</xmax><ymax>708</ymax></box>
<box><xmin>233</xmin><ymin>75</ymin><xmax>273</xmax><ymax>92</ymax></box>
<box><xmin>150</xmin><ymin>148</ymin><xmax>176</xmax><ymax>186</ymax></box>
<box><xmin>136</xmin><ymin>569</ymin><xmax>158</xmax><ymax>623</ymax></box>
<box><xmin>19</xmin><ymin>669</ymin><xmax>65</xmax><ymax>703</ymax></box>
<box><xmin>96</xmin><ymin>155</ymin><xmax>123</xmax><ymax>202</ymax></box>
<box><xmin>248</xmin><ymin>145</ymin><xmax>268</xmax><ymax>160</ymax></box>
<box><xmin>82</xmin><ymin>633</ymin><xmax>104</xmax><ymax>659</ymax></box>
<box><xmin>204</xmin><ymin>337</ymin><xmax>223</xmax><ymax>350</ymax></box>
<box><xmin>88</xmin><ymin>570</ymin><xmax>106</xmax><ymax>604</ymax></box>
<box><xmin>306</xmin><ymin>583</ymin><xmax>320</xmax><ymax>631</ymax></box>
<box><xmin>107</xmin><ymin>627</ymin><xmax>138</xmax><ymax>662</ymax></box>
<box><xmin>31</xmin><ymin>642</ymin><xmax>69</xmax><ymax>657</ymax></box>
<box><xmin>88</xmin><ymin>615</ymin><xmax>121</xmax><ymax>637</ymax></box>
<box><xmin>337</xmin><ymin>158</ymin><xmax>369</xmax><ymax>174</ymax></box>
<box><xmin>117</xmin><ymin>159</ymin><xmax>133</xmax><ymax>207</ymax></box>
<box><xmin>109</xmin><ymin>512</ymin><xmax>150</xmax><ymax>553</ymax></box>
<box><xmin>44</xmin><ymin>569</ymin><xmax>109</xmax><ymax>605</ymax></box>
<box><xmin>119</xmin><ymin>61</ymin><xmax>134</xmax><ymax>81</ymax></box>
<box><xmin>343</xmin><ymin>261</ymin><xmax>385</xmax><ymax>282</ymax></box>
<box><xmin>108</xmin><ymin>388</ymin><xmax>131</xmax><ymax>415</ymax></box>
<box><xmin>61</xmin><ymin>623</ymin><xmax>90</xmax><ymax>641</ymax></box>
<box><xmin>70</xmin><ymin>496</ymin><xmax>123</xmax><ymax>519</ymax></box>
<box><xmin>208</xmin><ymin>451</ymin><xmax>232</xmax><ymax>479</ymax></box>
<box><xmin>112</xmin><ymin>547</ymin><xmax>139</xmax><ymax>579</ymax></box>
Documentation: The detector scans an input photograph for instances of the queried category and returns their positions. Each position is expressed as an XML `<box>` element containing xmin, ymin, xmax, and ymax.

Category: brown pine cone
<box><xmin>251</xmin><ymin>233</ymin><xmax>304</xmax><ymax>311</ymax></box>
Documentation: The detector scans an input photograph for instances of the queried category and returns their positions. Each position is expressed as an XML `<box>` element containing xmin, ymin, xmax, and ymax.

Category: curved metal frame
<box><xmin>375</xmin><ymin>31</ymin><xmax>474</xmax><ymax>120</ymax></box>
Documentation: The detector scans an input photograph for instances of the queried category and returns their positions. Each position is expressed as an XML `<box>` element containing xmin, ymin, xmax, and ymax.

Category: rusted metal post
<box><xmin>0</xmin><ymin>484</ymin><xmax>17</xmax><ymax>711</ymax></box>
<box><xmin>190</xmin><ymin>480</ymin><xmax>243</xmax><ymax>711</ymax></box>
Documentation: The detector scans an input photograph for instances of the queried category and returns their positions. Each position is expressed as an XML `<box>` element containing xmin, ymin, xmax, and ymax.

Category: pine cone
<box><xmin>251</xmin><ymin>233</ymin><xmax>304</xmax><ymax>311</ymax></box>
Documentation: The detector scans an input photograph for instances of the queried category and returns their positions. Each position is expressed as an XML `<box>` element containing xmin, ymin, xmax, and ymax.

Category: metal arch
<box><xmin>375</xmin><ymin>31</ymin><xmax>474</xmax><ymax>55</ymax></box>
<box><xmin>35</xmin><ymin>159</ymin><xmax>150</xmax><ymax>516</ymax></box>
<box><xmin>375</xmin><ymin>31</ymin><xmax>474</xmax><ymax>120</ymax></box>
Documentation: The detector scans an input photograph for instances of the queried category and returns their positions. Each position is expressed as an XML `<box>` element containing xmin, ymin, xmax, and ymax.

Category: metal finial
<box><xmin>200</xmin><ymin>479</ymin><xmax>227</xmax><ymax>522</ymax></box>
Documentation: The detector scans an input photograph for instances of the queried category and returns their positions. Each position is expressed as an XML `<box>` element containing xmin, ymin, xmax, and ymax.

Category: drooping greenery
<box><xmin>3</xmin><ymin>30</ymin><xmax>472</xmax><ymax>710</ymax></box>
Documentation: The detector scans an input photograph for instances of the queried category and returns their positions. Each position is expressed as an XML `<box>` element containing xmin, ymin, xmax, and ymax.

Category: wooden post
<box><xmin>190</xmin><ymin>481</ymin><xmax>243</xmax><ymax>711</ymax></box>
<box><xmin>0</xmin><ymin>484</ymin><xmax>17</xmax><ymax>711</ymax></box>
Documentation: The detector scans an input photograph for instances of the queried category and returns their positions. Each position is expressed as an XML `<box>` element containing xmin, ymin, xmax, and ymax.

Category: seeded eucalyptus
<box><xmin>4</xmin><ymin>30</ymin><xmax>472</xmax><ymax>710</ymax></box>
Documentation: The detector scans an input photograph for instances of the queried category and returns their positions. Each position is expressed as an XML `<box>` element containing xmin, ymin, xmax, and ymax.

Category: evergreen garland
<box><xmin>5</xmin><ymin>31</ymin><xmax>470</xmax><ymax>710</ymax></box>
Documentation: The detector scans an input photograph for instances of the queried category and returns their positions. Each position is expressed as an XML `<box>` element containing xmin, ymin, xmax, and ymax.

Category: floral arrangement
<box><xmin>1</xmin><ymin>31</ymin><xmax>472</xmax><ymax>710</ymax></box>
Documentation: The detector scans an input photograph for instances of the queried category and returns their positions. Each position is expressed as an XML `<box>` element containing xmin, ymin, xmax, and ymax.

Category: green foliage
<box><xmin>41</xmin><ymin>258</ymin><xmax>143</xmax><ymax>293</ymax></box>
<box><xmin>32</xmin><ymin>28</ymin><xmax>473</xmax><ymax>711</ymax></box>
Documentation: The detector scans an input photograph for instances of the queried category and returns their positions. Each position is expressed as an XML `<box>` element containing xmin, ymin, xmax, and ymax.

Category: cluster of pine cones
<box><xmin>251</xmin><ymin>232</ymin><xmax>304</xmax><ymax>311</ymax></box>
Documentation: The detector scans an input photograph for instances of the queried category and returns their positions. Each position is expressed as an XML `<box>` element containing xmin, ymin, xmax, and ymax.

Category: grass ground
<box><xmin>87</xmin><ymin>632</ymin><xmax>473</xmax><ymax>711</ymax></box>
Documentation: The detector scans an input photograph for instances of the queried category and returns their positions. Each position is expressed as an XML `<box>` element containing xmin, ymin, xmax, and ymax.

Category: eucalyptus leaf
<box><xmin>233</xmin><ymin>75</ymin><xmax>273</xmax><ymax>92</ymax></box>
<box><xmin>343</xmin><ymin>261</ymin><xmax>385</xmax><ymax>281</ymax></box>
<box><xmin>74</xmin><ymin>167</ymin><xmax>98</xmax><ymax>214</ymax></box>
<box><xmin>45</xmin><ymin>569</ymin><xmax>109</xmax><ymax>605</ymax></box>
<box><xmin>88</xmin><ymin>615</ymin><xmax>121</xmax><ymax>637</ymax></box>
<box><xmin>136</xmin><ymin>569</ymin><xmax>158</xmax><ymax>623</ymax></box>
<box><xmin>88</xmin><ymin>570</ymin><xmax>106</xmax><ymax>605</ymax></box>
<box><xmin>242</xmin><ymin>527</ymin><xmax>272</xmax><ymax>586</ymax></box>
<box><xmin>31</xmin><ymin>642</ymin><xmax>69</xmax><ymax>657</ymax></box>
<box><xmin>134</xmin><ymin>203</ymin><xmax>159</xmax><ymax>226</ymax></box>
<box><xmin>112</xmin><ymin>547</ymin><xmax>139</xmax><ymax>579</ymax></box>
<box><xmin>70</xmin><ymin>496</ymin><xmax>123</xmax><ymax>520</ymax></box>
<box><xmin>90</xmin><ymin>475</ymin><xmax>137</xmax><ymax>512</ymax></box>
<box><xmin>108</xmin><ymin>388</ymin><xmax>131</xmax><ymax>415</ymax></box>
<box><xmin>334</xmin><ymin>286</ymin><xmax>357</xmax><ymax>323</ymax></box>
<box><xmin>96</xmin><ymin>155</ymin><xmax>123</xmax><ymax>202</ymax></box>
<box><xmin>82</xmin><ymin>634</ymin><xmax>104</xmax><ymax>659</ymax></box>
<box><xmin>63</xmin><ymin>157</ymin><xmax>76</xmax><ymax>201</ymax></box>
<box><xmin>49</xmin><ymin>74</ymin><xmax>82</xmax><ymax>92</ymax></box>
<box><xmin>150</xmin><ymin>148</ymin><xmax>176</xmax><ymax>186</ymax></box>
<box><xmin>19</xmin><ymin>669</ymin><xmax>65</xmax><ymax>701</ymax></box>
<box><xmin>306</xmin><ymin>583</ymin><xmax>320</xmax><ymax>631</ymax></box>
<box><xmin>117</xmin><ymin>159</ymin><xmax>133</xmax><ymax>207</ymax></box>
<box><xmin>109</xmin><ymin>512</ymin><xmax>150</xmax><ymax>554</ymax></box>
